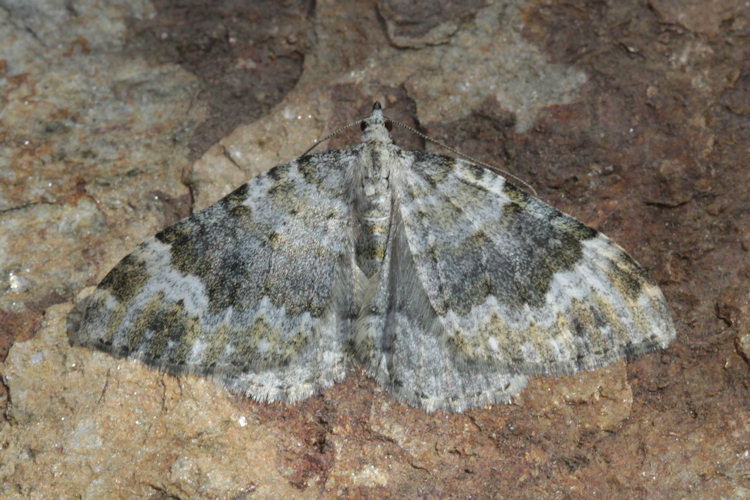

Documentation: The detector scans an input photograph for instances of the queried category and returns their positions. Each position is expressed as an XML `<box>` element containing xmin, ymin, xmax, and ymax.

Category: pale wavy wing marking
<box><xmin>73</xmin><ymin>151</ymin><xmax>358</xmax><ymax>403</ymax></box>
<box><xmin>393</xmin><ymin>150</ymin><xmax>676</xmax><ymax>377</ymax></box>
<box><xmin>353</xmin><ymin>208</ymin><xmax>529</xmax><ymax>413</ymax></box>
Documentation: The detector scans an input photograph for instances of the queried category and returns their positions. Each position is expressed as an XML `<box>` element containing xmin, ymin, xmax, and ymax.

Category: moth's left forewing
<box><xmin>73</xmin><ymin>150</ymin><xmax>359</xmax><ymax>403</ymax></box>
<box><xmin>393</xmin><ymin>152</ymin><xmax>676</xmax><ymax>377</ymax></box>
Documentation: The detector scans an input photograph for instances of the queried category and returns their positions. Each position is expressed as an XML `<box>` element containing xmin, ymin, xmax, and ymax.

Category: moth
<box><xmin>73</xmin><ymin>102</ymin><xmax>675</xmax><ymax>412</ymax></box>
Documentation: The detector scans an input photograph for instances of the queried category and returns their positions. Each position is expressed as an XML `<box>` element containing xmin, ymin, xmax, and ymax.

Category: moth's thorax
<box><xmin>353</xmin><ymin>113</ymin><xmax>397</xmax><ymax>278</ymax></box>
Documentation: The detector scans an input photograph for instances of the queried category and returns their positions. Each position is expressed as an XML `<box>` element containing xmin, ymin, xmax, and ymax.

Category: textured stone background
<box><xmin>1</xmin><ymin>0</ymin><xmax>748</xmax><ymax>498</ymax></box>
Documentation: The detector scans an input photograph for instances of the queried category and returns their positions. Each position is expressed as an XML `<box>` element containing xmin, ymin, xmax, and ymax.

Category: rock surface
<box><xmin>1</xmin><ymin>0</ymin><xmax>749</xmax><ymax>498</ymax></box>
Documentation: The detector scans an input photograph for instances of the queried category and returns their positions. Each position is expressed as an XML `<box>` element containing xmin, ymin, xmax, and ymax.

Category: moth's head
<box><xmin>360</xmin><ymin>101</ymin><xmax>394</xmax><ymax>145</ymax></box>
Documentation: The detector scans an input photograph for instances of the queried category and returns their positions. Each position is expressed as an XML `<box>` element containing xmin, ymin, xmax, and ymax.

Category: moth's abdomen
<box><xmin>355</xmin><ymin>212</ymin><xmax>390</xmax><ymax>277</ymax></box>
<box><xmin>353</xmin><ymin>148</ymin><xmax>393</xmax><ymax>278</ymax></box>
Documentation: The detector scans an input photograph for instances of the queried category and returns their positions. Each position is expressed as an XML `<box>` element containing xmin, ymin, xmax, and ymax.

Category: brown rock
<box><xmin>2</xmin><ymin>0</ymin><xmax>749</xmax><ymax>497</ymax></box>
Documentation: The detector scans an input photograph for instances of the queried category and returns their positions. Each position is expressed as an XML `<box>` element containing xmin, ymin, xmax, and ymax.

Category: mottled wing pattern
<box><xmin>74</xmin><ymin>101</ymin><xmax>675</xmax><ymax>413</ymax></box>
<box><xmin>353</xmin><ymin>207</ymin><xmax>529</xmax><ymax>412</ymax></box>
<box><xmin>393</xmin><ymin>151</ymin><xmax>676</xmax><ymax>378</ymax></box>
<box><xmin>73</xmin><ymin>151</ymin><xmax>358</xmax><ymax>402</ymax></box>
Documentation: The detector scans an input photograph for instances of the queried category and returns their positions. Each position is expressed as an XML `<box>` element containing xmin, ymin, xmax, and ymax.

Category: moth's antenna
<box><xmin>390</xmin><ymin>119</ymin><xmax>538</xmax><ymax>196</ymax></box>
<box><xmin>302</xmin><ymin>108</ymin><xmax>537</xmax><ymax>196</ymax></box>
<box><xmin>300</xmin><ymin>120</ymin><xmax>363</xmax><ymax>157</ymax></box>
